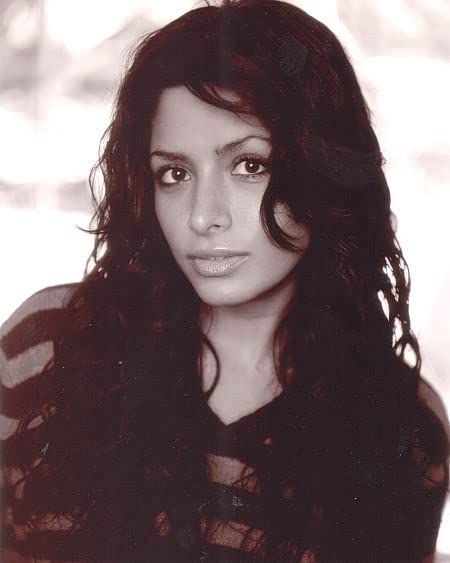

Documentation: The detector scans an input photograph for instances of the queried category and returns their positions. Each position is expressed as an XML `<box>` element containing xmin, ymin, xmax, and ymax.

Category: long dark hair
<box><xmin>8</xmin><ymin>0</ymin><xmax>448</xmax><ymax>560</ymax></box>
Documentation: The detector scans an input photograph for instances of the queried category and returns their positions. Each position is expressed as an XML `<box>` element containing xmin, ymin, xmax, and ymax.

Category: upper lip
<box><xmin>188</xmin><ymin>249</ymin><xmax>249</xmax><ymax>259</ymax></box>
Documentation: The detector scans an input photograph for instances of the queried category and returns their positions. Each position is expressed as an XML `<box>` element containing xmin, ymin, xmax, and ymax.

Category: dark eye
<box><xmin>232</xmin><ymin>158</ymin><xmax>269</xmax><ymax>177</ymax></box>
<box><xmin>159</xmin><ymin>167</ymin><xmax>191</xmax><ymax>186</ymax></box>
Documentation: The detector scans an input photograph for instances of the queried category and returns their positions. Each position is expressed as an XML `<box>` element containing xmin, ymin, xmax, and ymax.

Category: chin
<box><xmin>194</xmin><ymin>290</ymin><xmax>249</xmax><ymax>308</ymax></box>
<box><xmin>189</xmin><ymin>279</ymin><xmax>256</xmax><ymax>308</ymax></box>
<box><xmin>192</xmin><ymin>277</ymin><xmax>286</xmax><ymax>309</ymax></box>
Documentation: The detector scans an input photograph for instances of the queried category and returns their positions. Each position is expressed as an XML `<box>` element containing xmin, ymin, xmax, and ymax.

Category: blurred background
<box><xmin>0</xmin><ymin>0</ymin><xmax>449</xmax><ymax>556</ymax></box>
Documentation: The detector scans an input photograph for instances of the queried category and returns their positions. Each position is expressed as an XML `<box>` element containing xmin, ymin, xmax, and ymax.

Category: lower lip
<box><xmin>191</xmin><ymin>255</ymin><xmax>249</xmax><ymax>277</ymax></box>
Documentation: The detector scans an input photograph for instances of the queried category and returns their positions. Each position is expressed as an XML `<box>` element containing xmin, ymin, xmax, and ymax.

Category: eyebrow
<box><xmin>149</xmin><ymin>135</ymin><xmax>271</xmax><ymax>162</ymax></box>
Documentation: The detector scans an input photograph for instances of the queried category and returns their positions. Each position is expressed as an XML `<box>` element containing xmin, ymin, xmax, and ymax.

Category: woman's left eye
<box><xmin>232</xmin><ymin>157</ymin><xmax>270</xmax><ymax>178</ymax></box>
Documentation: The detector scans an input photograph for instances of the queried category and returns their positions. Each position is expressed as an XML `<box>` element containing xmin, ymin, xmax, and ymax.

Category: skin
<box><xmin>150</xmin><ymin>86</ymin><xmax>310</xmax><ymax>422</ymax></box>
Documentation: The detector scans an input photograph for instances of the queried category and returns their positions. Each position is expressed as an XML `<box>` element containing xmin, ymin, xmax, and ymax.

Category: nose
<box><xmin>188</xmin><ymin>173</ymin><xmax>232</xmax><ymax>235</ymax></box>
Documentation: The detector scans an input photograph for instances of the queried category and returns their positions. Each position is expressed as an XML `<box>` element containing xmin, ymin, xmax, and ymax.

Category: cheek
<box><xmin>155</xmin><ymin>197</ymin><xmax>183</xmax><ymax>251</ymax></box>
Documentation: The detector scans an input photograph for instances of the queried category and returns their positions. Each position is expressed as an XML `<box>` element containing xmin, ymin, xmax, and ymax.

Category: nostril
<box><xmin>188</xmin><ymin>203</ymin><xmax>232</xmax><ymax>234</ymax></box>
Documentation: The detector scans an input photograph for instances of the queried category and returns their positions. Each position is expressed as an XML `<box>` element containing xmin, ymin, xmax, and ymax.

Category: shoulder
<box><xmin>1</xmin><ymin>283</ymin><xmax>77</xmax><ymax>337</ymax></box>
<box><xmin>418</xmin><ymin>377</ymin><xmax>450</xmax><ymax>441</ymax></box>
<box><xmin>416</xmin><ymin>377</ymin><xmax>449</xmax><ymax>495</ymax></box>
<box><xmin>0</xmin><ymin>283</ymin><xmax>78</xmax><ymax>378</ymax></box>
<box><xmin>0</xmin><ymin>283</ymin><xmax>78</xmax><ymax>439</ymax></box>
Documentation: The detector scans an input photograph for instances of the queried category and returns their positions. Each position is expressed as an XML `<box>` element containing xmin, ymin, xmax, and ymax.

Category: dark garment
<box><xmin>1</xmin><ymin>285</ymin><xmax>448</xmax><ymax>562</ymax></box>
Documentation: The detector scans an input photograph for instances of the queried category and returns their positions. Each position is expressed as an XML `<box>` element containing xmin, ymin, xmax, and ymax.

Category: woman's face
<box><xmin>150</xmin><ymin>86</ymin><xmax>309</xmax><ymax>308</ymax></box>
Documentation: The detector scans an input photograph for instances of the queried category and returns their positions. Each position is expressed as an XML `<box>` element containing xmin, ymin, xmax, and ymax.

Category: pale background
<box><xmin>0</xmin><ymin>0</ymin><xmax>449</xmax><ymax>556</ymax></box>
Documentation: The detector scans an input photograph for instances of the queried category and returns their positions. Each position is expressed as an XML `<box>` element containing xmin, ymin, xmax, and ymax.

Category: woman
<box><xmin>1</xmin><ymin>0</ymin><xmax>448</xmax><ymax>561</ymax></box>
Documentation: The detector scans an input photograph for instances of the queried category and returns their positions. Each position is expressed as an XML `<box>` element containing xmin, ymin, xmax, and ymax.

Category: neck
<box><xmin>200</xmin><ymin>276</ymin><xmax>296</xmax><ymax>384</ymax></box>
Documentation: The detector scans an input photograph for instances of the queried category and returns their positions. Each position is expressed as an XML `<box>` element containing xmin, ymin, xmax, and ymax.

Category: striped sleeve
<box><xmin>0</xmin><ymin>284</ymin><xmax>76</xmax><ymax>440</ymax></box>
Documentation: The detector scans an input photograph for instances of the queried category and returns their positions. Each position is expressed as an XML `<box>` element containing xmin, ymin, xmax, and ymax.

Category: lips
<box><xmin>188</xmin><ymin>249</ymin><xmax>248</xmax><ymax>259</ymax></box>
<box><xmin>188</xmin><ymin>250</ymin><xmax>249</xmax><ymax>277</ymax></box>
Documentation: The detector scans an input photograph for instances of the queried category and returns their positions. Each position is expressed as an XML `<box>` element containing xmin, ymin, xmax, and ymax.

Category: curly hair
<box><xmin>6</xmin><ymin>1</ymin><xmax>448</xmax><ymax>561</ymax></box>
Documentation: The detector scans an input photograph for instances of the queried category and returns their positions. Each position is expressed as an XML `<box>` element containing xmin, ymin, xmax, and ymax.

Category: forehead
<box><xmin>150</xmin><ymin>86</ymin><xmax>270</xmax><ymax>150</ymax></box>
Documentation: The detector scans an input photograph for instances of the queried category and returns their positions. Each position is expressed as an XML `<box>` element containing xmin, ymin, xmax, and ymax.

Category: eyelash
<box><xmin>233</xmin><ymin>154</ymin><xmax>271</xmax><ymax>179</ymax></box>
<box><xmin>155</xmin><ymin>155</ymin><xmax>271</xmax><ymax>187</ymax></box>
<box><xmin>155</xmin><ymin>166</ymin><xmax>189</xmax><ymax>187</ymax></box>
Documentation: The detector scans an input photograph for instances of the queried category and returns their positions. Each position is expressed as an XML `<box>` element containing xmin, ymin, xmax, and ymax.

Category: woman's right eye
<box><xmin>157</xmin><ymin>167</ymin><xmax>191</xmax><ymax>186</ymax></box>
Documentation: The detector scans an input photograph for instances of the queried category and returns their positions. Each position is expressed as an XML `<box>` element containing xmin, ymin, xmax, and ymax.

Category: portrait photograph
<box><xmin>1</xmin><ymin>1</ymin><xmax>449</xmax><ymax>561</ymax></box>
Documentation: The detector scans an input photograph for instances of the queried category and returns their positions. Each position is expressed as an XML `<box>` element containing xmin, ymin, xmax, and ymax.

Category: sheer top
<box><xmin>1</xmin><ymin>285</ymin><xmax>448</xmax><ymax>562</ymax></box>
